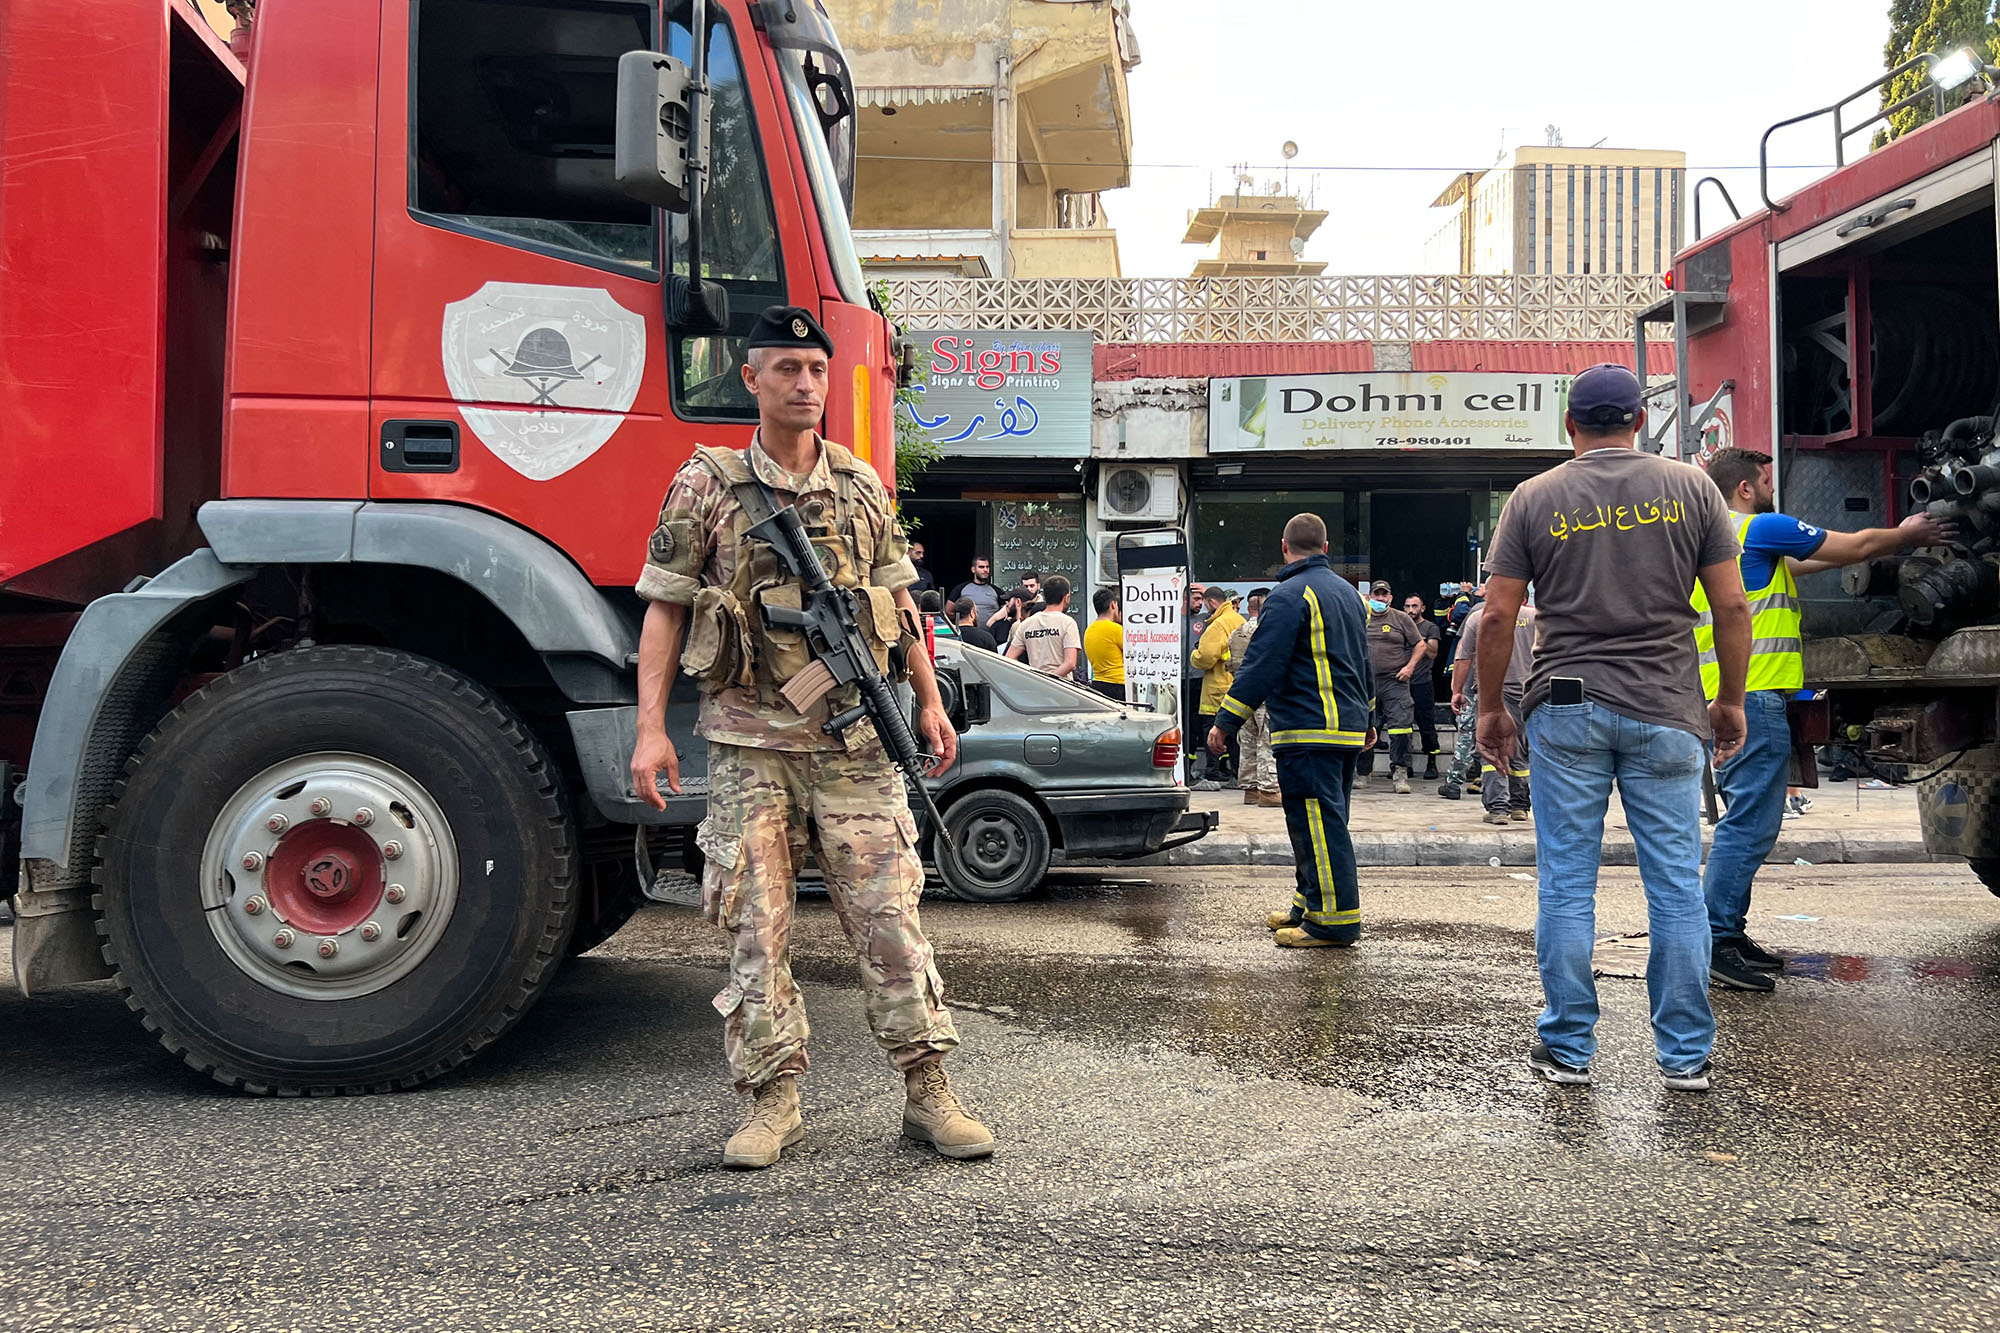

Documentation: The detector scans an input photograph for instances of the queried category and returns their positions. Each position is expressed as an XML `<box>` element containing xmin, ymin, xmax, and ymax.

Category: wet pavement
<box><xmin>3</xmin><ymin>863</ymin><xmax>1999</xmax><ymax>1330</ymax></box>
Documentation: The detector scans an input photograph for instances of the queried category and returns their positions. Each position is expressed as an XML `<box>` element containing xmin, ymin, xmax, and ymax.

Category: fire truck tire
<box><xmin>93</xmin><ymin>646</ymin><xmax>578</xmax><ymax>1095</ymax></box>
<box><xmin>1969</xmin><ymin>858</ymin><xmax>2000</xmax><ymax>898</ymax></box>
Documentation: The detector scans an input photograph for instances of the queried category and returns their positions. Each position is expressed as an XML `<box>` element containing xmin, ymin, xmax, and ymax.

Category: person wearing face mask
<box><xmin>1357</xmin><ymin>580</ymin><xmax>1423</xmax><ymax>793</ymax></box>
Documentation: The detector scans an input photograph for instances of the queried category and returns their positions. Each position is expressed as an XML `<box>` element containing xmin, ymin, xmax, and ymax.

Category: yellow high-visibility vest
<box><xmin>1691</xmin><ymin>513</ymin><xmax>1803</xmax><ymax>700</ymax></box>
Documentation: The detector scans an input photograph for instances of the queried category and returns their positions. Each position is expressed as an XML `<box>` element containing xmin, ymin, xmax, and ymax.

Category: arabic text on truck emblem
<box><xmin>440</xmin><ymin>283</ymin><xmax>647</xmax><ymax>480</ymax></box>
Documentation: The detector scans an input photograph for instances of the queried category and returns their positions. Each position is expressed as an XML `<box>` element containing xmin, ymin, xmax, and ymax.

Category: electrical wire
<box><xmin>855</xmin><ymin>153</ymin><xmax>1844</xmax><ymax>173</ymax></box>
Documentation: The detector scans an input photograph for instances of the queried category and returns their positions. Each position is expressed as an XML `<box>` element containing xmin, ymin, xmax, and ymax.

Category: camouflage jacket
<box><xmin>637</xmin><ymin>432</ymin><xmax>916</xmax><ymax>751</ymax></box>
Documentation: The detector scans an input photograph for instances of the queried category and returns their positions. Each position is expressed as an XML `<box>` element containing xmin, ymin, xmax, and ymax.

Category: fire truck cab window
<box><xmin>665</xmin><ymin>6</ymin><xmax>785</xmax><ymax>420</ymax></box>
<box><xmin>412</xmin><ymin>0</ymin><xmax>658</xmax><ymax>273</ymax></box>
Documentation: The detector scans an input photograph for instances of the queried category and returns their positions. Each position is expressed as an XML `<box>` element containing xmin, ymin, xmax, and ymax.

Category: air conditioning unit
<box><xmin>1098</xmin><ymin>464</ymin><xmax>1180</xmax><ymax>524</ymax></box>
<box><xmin>1096</xmin><ymin>540</ymin><xmax>1121</xmax><ymax>583</ymax></box>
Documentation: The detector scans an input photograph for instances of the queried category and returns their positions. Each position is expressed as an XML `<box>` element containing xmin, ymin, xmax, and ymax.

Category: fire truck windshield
<box><xmin>779</xmin><ymin>48</ymin><xmax>868</xmax><ymax>306</ymax></box>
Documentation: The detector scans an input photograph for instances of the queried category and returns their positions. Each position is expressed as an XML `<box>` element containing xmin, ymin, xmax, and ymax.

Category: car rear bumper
<box><xmin>1041</xmin><ymin>788</ymin><xmax>1217</xmax><ymax>860</ymax></box>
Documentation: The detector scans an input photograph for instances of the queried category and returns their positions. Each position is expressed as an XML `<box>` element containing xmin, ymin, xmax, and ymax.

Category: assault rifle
<box><xmin>743</xmin><ymin>493</ymin><xmax>946</xmax><ymax>832</ymax></box>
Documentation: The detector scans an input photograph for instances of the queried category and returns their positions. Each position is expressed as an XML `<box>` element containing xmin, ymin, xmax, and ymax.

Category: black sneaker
<box><xmin>1438</xmin><ymin>782</ymin><xmax>1461</xmax><ymax>800</ymax></box>
<box><xmin>1728</xmin><ymin>936</ymin><xmax>1785</xmax><ymax>972</ymax></box>
<box><xmin>1527</xmin><ymin>1041</ymin><xmax>1593</xmax><ymax>1085</ymax></box>
<box><xmin>1661</xmin><ymin>1062</ymin><xmax>1714</xmax><ymax>1092</ymax></box>
<box><xmin>1710</xmin><ymin>944</ymin><xmax>1776</xmax><ymax>992</ymax></box>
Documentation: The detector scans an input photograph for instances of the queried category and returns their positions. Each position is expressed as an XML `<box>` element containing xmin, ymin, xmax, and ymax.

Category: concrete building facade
<box><xmin>1426</xmin><ymin>147</ymin><xmax>1687</xmax><ymax>276</ymax></box>
<box><xmin>825</xmin><ymin>0</ymin><xmax>1140</xmax><ymax>278</ymax></box>
<box><xmin>1180</xmin><ymin>187</ymin><xmax>1328</xmax><ymax>277</ymax></box>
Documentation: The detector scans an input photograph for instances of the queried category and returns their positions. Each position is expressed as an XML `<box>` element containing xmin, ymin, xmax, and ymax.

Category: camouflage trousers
<box><xmin>698</xmin><ymin>738</ymin><xmax>959</xmax><ymax>1091</ymax></box>
<box><xmin>1452</xmin><ymin>690</ymin><xmax>1479</xmax><ymax>782</ymax></box>
<box><xmin>1238</xmin><ymin>705</ymin><xmax>1278</xmax><ymax>792</ymax></box>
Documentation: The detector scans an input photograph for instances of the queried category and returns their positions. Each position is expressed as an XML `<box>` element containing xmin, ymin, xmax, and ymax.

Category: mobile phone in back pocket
<box><xmin>1550</xmin><ymin>677</ymin><xmax>1585</xmax><ymax>706</ymax></box>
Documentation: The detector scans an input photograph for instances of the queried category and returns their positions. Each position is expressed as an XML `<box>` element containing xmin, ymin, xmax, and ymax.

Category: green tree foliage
<box><xmin>871</xmin><ymin>281</ymin><xmax>940</xmax><ymax>534</ymax></box>
<box><xmin>1878</xmin><ymin>0</ymin><xmax>1998</xmax><ymax>142</ymax></box>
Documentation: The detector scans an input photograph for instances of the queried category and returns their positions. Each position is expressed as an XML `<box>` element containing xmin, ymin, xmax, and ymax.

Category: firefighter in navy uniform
<box><xmin>1207</xmin><ymin>513</ymin><xmax>1375</xmax><ymax>947</ymax></box>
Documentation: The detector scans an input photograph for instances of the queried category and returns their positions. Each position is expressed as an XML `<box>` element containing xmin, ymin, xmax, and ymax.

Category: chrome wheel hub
<box><xmin>200</xmin><ymin>753</ymin><xmax>459</xmax><ymax>1000</ymax></box>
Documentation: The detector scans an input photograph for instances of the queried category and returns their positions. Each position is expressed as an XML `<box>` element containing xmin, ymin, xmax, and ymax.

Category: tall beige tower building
<box><xmin>1181</xmin><ymin>186</ymin><xmax>1328</xmax><ymax>277</ymax></box>
<box><xmin>1427</xmin><ymin>146</ymin><xmax>1686</xmax><ymax>276</ymax></box>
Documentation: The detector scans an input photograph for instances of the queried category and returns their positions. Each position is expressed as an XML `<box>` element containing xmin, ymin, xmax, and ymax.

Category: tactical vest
<box><xmin>679</xmin><ymin>441</ymin><xmax>907</xmax><ymax>706</ymax></box>
<box><xmin>1691</xmin><ymin>512</ymin><xmax>1804</xmax><ymax>700</ymax></box>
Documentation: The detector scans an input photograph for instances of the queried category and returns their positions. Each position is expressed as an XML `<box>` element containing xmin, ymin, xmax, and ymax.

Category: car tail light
<box><xmin>1153</xmin><ymin>728</ymin><xmax>1180</xmax><ymax>768</ymax></box>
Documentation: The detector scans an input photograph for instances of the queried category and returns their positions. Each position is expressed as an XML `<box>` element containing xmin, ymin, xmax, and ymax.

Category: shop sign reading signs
<box><xmin>904</xmin><ymin>330</ymin><xmax>1094</xmax><ymax>458</ymax></box>
<box><xmin>1210</xmin><ymin>372</ymin><xmax>1571</xmax><ymax>453</ymax></box>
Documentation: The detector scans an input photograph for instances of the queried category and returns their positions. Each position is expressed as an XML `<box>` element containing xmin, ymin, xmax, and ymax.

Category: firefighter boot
<box><xmin>1423</xmin><ymin>757</ymin><xmax>1440</xmax><ymax>781</ymax></box>
<box><xmin>1266</xmin><ymin>909</ymin><xmax>1299</xmax><ymax>930</ymax></box>
<box><xmin>903</xmin><ymin>1062</ymin><xmax>995</xmax><ymax>1160</ymax></box>
<box><xmin>1275</xmin><ymin>927</ymin><xmax>1354</xmax><ymax>949</ymax></box>
<box><xmin>1393</xmin><ymin>766</ymin><xmax>1412</xmax><ymax>794</ymax></box>
<box><xmin>723</xmin><ymin>1075</ymin><xmax>804</xmax><ymax>1169</ymax></box>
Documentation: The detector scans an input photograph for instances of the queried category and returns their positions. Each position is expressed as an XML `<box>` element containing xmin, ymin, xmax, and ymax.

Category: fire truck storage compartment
<box><xmin>1777</xmin><ymin>198</ymin><xmax>2000</xmax><ymax>639</ymax></box>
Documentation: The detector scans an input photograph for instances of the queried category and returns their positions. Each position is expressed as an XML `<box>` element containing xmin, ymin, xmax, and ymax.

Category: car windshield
<box><xmin>943</xmin><ymin>640</ymin><xmax>1126</xmax><ymax>715</ymax></box>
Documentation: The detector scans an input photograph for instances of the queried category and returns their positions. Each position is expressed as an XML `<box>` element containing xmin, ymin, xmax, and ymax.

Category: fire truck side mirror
<box><xmin>614</xmin><ymin>49</ymin><xmax>695</xmax><ymax>214</ymax></box>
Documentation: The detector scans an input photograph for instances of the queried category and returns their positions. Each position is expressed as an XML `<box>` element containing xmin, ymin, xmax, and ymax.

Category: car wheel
<box><xmin>932</xmin><ymin>788</ymin><xmax>1051</xmax><ymax>903</ymax></box>
<box><xmin>95</xmin><ymin>646</ymin><xmax>577</xmax><ymax>1094</ymax></box>
<box><xmin>1970</xmin><ymin>858</ymin><xmax>2000</xmax><ymax>898</ymax></box>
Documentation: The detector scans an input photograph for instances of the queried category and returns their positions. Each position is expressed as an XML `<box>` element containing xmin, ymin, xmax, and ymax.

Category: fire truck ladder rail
<box><xmin>1759</xmin><ymin>52</ymin><xmax>1948</xmax><ymax>213</ymax></box>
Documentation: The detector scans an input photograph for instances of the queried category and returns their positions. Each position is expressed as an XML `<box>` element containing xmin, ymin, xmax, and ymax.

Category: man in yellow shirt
<box><xmin>1190</xmin><ymin>587</ymin><xmax>1246</xmax><ymax>789</ymax></box>
<box><xmin>1084</xmin><ymin>587</ymin><xmax>1126</xmax><ymax>701</ymax></box>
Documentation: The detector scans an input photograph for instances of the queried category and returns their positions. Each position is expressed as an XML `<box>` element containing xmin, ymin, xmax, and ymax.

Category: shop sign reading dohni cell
<box><xmin>904</xmin><ymin>330</ymin><xmax>1094</xmax><ymax>458</ymax></box>
<box><xmin>1210</xmin><ymin>373</ymin><xmax>1571</xmax><ymax>453</ymax></box>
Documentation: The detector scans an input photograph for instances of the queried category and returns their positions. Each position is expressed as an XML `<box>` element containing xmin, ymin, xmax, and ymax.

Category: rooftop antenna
<box><xmin>1281</xmin><ymin>139</ymin><xmax>1298</xmax><ymax>197</ymax></box>
<box><xmin>1545</xmin><ymin>123</ymin><xmax>1562</xmax><ymax>147</ymax></box>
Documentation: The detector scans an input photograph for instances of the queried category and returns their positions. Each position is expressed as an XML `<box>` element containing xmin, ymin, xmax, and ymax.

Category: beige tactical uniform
<box><xmin>1228</xmin><ymin>614</ymin><xmax>1277</xmax><ymax>793</ymax></box>
<box><xmin>637</xmin><ymin>433</ymin><xmax>959</xmax><ymax>1091</ymax></box>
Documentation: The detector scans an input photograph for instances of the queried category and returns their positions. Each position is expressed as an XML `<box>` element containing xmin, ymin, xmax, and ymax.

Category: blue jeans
<box><xmin>1703</xmin><ymin>691</ymin><xmax>1792</xmax><ymax>942</ymax></box>
<box><xmin>1526</xmin><ymin>701</ymin><xmax>1716</xmax><ymax>1074</ymax></box>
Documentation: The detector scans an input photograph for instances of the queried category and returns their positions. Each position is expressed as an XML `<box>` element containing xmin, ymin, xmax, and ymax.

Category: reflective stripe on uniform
<box><xmin>1217</xmin><ymin>696</ymin><xmax>1251</xmax><ymax>720</ymax></box>
<box><xmin>1302</xmin><ymin>587</ymin><xmax>1344</xmax><ymax>737</ymax></box>
<box><xmin>1302</xmin><ymin>798</ymin><xmax>1361</xmax><ymax>925</ymax></box>
<box><xmin>1271</xmin><ymin>728</ymin><xmax>1369</xmax><ymax>746</ymax></box>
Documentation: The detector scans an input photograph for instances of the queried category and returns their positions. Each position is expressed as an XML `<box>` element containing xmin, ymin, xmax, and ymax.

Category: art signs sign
<box><xmin>1210</xmin><ymin>372</ymin><xmax>1570</xmax><ymax>454</ymax></box>
<box><xmin>441</xmin><ymin>283</ymin><xmax>647</xmax><ymax>481</ymax></box>
<box><xmin>904</xmin><ymin>329</ymin><xmax>1094</xmax><ymax>458</ymax></box>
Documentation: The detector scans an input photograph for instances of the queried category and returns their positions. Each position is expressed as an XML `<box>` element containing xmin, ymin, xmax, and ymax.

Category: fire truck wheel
<box><xmin>94</xmin><ymin>646</ymin><xmax>578</xmax><ymax>1095</ymax></box>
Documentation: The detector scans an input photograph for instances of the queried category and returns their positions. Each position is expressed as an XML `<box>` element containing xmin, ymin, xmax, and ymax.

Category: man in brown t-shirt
<box><xmin>1477</xmin><ymin>364</ymin><xmax>1752</xmax><ymax>1095</ymax></box>
<box><xmin>1005</xmin><ymin>575</ymin><xmax>1082</xmax><ymax>676</ymax></box>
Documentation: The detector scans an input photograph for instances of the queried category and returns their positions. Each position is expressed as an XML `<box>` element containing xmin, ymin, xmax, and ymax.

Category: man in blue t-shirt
<box><xmin>1698</xmin><ymin>449</ymin><xmax>1954</xmax><ymax>993</ymax></box>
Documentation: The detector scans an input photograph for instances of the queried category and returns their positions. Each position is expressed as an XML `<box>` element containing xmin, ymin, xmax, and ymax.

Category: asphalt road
<box><xmin>3</xmin><ymin>862</ymin><xmax>1999</xmax><ymax>1331</ymax></box>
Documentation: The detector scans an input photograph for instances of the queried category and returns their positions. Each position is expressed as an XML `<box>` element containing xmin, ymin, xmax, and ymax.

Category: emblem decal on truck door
<box><xmin>440</xmin><ymin>283</ymin><xmax>646</xmax><ymax>481</ymax></box>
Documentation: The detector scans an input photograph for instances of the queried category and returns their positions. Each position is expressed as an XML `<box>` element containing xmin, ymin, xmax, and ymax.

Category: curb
<box><xmin>1083</xmin><ymin>829</ymin><xmax>1936</xmax><ymax>870</ymax></box>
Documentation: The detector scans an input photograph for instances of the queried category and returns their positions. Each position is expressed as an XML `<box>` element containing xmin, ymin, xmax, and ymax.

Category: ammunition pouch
<box><xmin>751</xmin><ymin>582</ymin><xmax>815</xmax><ymax>686</ymax></box>
<box><xmin>682</xmin><ymin>586</ymin><xmax>754</xmax><ymax>692</ymax></box>
<box><xmin>854</xmin><ymin>586</ymin><xmax>905</xmax><ymax>681</ymax></box>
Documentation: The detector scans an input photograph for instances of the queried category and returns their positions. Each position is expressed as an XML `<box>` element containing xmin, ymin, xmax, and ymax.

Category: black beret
<box><xmin>747</xmin><ymin>305</ymin><xmax>834</xmax><ymax>356</ymax></box>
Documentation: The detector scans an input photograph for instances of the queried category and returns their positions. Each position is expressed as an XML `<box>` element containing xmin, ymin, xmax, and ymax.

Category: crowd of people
<box><xmin>897</xmin><ymin>361</ymin><xmax>1949</xmax><ymax>1092</ymax></box>
<box><xmin>1204</xmin><ymin>363</ymin><xmax>1955</xmax><ymax>1091</ymax></box>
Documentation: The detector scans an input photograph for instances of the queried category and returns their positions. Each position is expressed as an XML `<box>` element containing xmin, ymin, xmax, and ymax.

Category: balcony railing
<box><xmin>881</xmin><ymin>275</ymin><xmax>1669</xmax><ymax>342</ymax></box>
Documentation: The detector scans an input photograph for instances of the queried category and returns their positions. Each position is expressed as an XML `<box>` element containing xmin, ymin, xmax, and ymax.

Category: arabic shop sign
<box><xmin>1209</xmin><ymin>372</ymin><xmax>1570</xmax><ymax>454</ymax></box>
<box><xmin>905</xmin><ymin>329</ymin><xmax>1094</xmax><ymax>458</ymax></box>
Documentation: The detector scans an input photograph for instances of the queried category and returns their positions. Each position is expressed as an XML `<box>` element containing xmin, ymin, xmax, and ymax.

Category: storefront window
<box><xmin>1190</xmin><ymin>491</ymin><xmax>1366</xmax><ymax>584</ymax></box>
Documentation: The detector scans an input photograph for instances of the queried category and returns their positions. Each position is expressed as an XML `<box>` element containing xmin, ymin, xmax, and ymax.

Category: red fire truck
<box><xmin>0</xmin><ymin>0</ymin><xmax>894</xmax><ymax>1090</ymax></box>
<box><xmin>1645</xmin><ymin>53</ymin><xmax>2000</xmax><ymax>893</ymax></box>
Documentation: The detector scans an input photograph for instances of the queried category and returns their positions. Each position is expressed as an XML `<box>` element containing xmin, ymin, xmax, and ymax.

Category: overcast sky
<box><xmin>1105</xmin><ymin>0</ymin><xmax>1901</xmax><ymax>276</ymax></box>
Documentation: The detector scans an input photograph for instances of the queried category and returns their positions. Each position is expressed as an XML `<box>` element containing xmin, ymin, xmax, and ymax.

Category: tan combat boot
<box><xmin>902</xmin><ymin>1062</ymin><xmax>995</xmax><ymax>1160</ymax></box>
<box><xmin>722</xmin><ymin>1075</ymin><xmax>804</xmax><ymax>1169</ymax></box>
<box><xmin>1392</xmin><ymin>766</ymin><xmax>1412</xmax><ymax>794</ymax></box>
<box><xmin>1255</xmin><ymin>789</ymin><xmax>1284</xmax><ymax>808</ymax></box>
<box><xmin>1242</xmin><ymin>787</ymin><xmax>1259</xmax><ymax>805</ymax></box>
<box><xmin>1265</xmin><ymin>909</ymin><xmax>1296</xmax><ymax>931</ymax></box>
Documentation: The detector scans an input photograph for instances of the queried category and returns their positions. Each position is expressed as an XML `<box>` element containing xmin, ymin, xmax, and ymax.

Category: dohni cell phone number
<box><xmin>1375</xmin><ymin>436</ymin><xmax>1473</xmax><ymax>447</ymax></box>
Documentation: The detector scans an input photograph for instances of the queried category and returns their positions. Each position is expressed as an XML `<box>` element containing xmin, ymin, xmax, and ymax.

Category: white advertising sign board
<box><xmin>1119</xmin><ymin>566</ymin><xmax>1186</xmax><ymax>784</ymax></box>
<box><xmin>1210</xmin><ymin>372</ymin><xmax>1571</xmax><ymax>453</ymax></box>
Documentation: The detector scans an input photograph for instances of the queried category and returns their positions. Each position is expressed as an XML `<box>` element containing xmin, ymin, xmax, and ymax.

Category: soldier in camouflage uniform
<box><xmin>630</xmin><ymin>306</ymin><xmax>993</xmax><ymax>1168</ymax></box>
<box><xmin>1228</xmin><ymin>590</ymin><xmax>1280</xmax><ymax>806</ymax></box>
